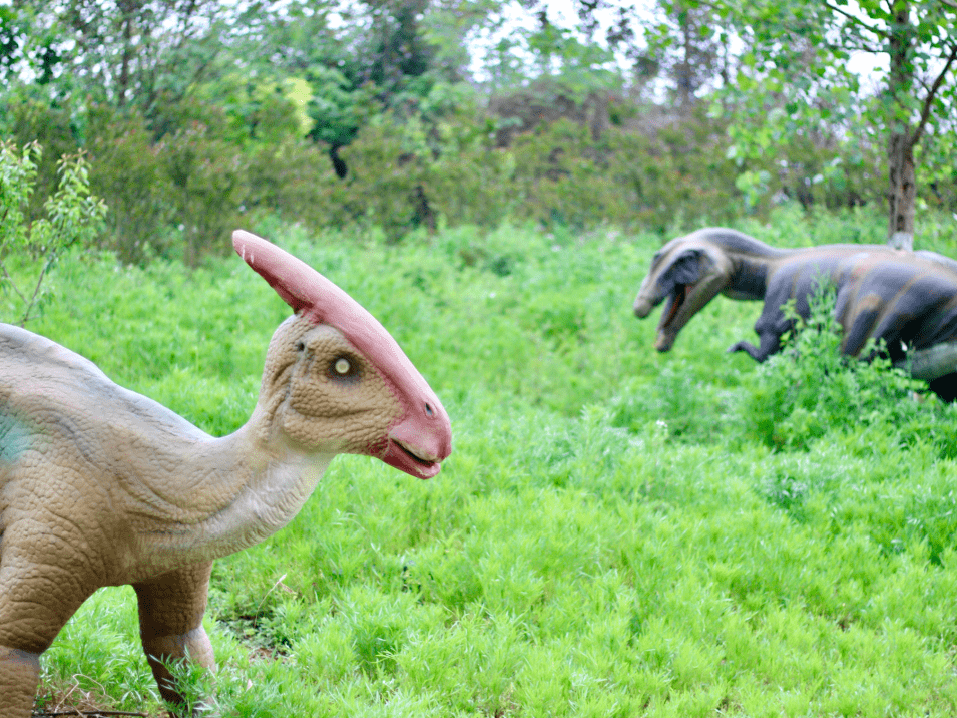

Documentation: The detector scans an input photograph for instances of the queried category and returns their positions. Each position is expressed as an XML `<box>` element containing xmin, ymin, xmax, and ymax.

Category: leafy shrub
<box><xmin>337</xmin><ymin>119</ymin><xmax>434</xmax><ymax>242</ymax></box>
<box><xmin>322</xmin><ymin>103</ymin><xmax>743</xmax><ymax>242</ymax></box>
<box><xmin>607</xmin><ymin>364</ymin><xmax>742</xmax><ymax>444</ymax></box>
<box><xmin>505</xmin><ymin>117</ymin><xmax>740</xmax><ymax>234</ymax></box>
<box><xmin>157</xmin><ymin>118</ymin><xmax>247</xmax><ymax>264</ymax></box>
<box><xmin>0</xmin><ymin>141</ymin><xmax>106</xmax><ymax>325</ymax></box>
<box><xmin>0</xmin><ymin>94</ymin><xmax>80</xmax><ymax>224</ymax></box>
<box><xmin>244</xmin><ymin>137</ymin><xmax>349</xmax><ymax>231</ymax></box>
<box><xmin>745</xmin><ymin>280</ymin><xmax>957</xmax><ymax>458</ymax></box>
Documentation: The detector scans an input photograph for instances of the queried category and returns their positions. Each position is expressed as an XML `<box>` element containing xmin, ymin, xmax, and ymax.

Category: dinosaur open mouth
<box><xmin>394</xmin><ymin>439</ymin><xmax>435</xmax><ymax>467</ymax></box>
<box><xmin>660</xmin><ymin>284</ymin><xmax>687</xmax><ymax>329</ymax></box>
<box><xmin>382</xmin><ymin>427</ymin><xmax>445</xmax><ymax>480</ymax></box>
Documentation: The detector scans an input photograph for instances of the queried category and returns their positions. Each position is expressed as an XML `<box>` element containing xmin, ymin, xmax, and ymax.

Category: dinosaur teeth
<box><xmin>660</xmin><ymin>285</ymin><xmax>687</xmax><ymax>329</ymax></box>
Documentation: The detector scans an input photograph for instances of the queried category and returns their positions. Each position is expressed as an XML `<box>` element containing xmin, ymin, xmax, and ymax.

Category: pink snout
<box><xmin>381</xmin><ymin>403</ymin><xmax>452</xmax><ymax>479</ymax></box>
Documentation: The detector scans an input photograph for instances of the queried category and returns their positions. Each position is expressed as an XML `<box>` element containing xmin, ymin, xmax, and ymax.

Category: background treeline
<box><xmin>1</xmin><ymin>0</ymin><xmax>955</xmax><ymax>265</ymax></box>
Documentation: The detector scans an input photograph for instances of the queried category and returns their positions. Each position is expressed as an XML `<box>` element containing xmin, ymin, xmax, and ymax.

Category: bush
<box><xmin>0</xmin><ymin>141</ymin><xmax>106</xmax><ymax>325</ymax></box>
<box><xmin>157</xmin><ymin>118</ymin><xmax>247</xmax><ymax>265</ymax></box>
<box><xmin>244</xmin><ymin>138</ymin><xmax>348</xmax><ymax>230</ymax></box>
<box><xmin>745</xmin><ymin>280</ymin><xmax>957</xmax><ymax>458</ymax></box>
<box><xmin>0</xmin><ymin>94</ymin><xmax>80</xmax><ymax>225</ymax></box>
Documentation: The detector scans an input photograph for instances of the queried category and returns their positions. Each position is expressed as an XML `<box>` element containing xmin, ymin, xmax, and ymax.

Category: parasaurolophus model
<box><xmin>632</xmin><ymin>227</ymin><xmax>957</xmax><ymax>398</ymax></box>
<box><xmin>0</xmin><ymin>230</ymin><xmax>453</xmax><ymax>715</ymax></box>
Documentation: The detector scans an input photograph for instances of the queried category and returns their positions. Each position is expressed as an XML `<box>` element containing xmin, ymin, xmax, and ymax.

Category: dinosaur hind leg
<box><xmin>132</xmin><ymin>561</ymin><xmax>215</xmax><ymax>713</ymax></box>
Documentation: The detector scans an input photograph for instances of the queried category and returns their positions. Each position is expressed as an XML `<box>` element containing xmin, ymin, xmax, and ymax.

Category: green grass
<box><xmin>25</xmin><ymin>206</ymin><xmax>957</xmax><ymax>716</ymax></box>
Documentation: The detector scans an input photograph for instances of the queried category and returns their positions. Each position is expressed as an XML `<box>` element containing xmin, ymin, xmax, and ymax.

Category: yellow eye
<box><xmin>334</xmin><ymin>358</ymin><xmax>351</xmax><ymax>375</ymax></box>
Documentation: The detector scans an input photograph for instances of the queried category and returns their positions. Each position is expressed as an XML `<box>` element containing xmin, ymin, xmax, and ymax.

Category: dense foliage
<box><xmin>27</xmin><ymin>211</ymin><xmax>957</xmax><ymax>716</ymax></box>
<box><xmin>0</xmin><ymin>1</ymin><xmax>954</xmax><ymax>265</ymax></box>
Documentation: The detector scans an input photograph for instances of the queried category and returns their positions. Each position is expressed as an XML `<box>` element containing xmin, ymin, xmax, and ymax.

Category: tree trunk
<box><xmin>887</xmin><ymin>129</ymin><xmax>916</xmax><ymax>250</ymax></box>
<box><xmin>885</xmin><ymin>0</ymin><xmax>915</xmax><ymax>251</ymax></box>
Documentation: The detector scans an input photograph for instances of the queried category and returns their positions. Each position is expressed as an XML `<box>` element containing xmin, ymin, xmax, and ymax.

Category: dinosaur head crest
<box><xmin>233</xmin><ymin>229</ymin><xmax>452</xmax><ymax>478</ymax></box>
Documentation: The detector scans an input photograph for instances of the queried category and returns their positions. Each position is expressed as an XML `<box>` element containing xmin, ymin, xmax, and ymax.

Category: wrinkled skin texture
<box><xmin>0</xmin><ymin>231</ymin><xmax>452</xmax><ymax>716</ymax></box>
<box><xmin>632</xmin><ymin>227</ymin><xmax>957</xmax><ymax>399</ymax></box>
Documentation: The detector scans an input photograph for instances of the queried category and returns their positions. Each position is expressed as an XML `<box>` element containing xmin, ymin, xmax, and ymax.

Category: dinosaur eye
<box><xmin>327</xmin><ymin>354</ymin><xmax>360</xmax><ymax>382</ymax></box>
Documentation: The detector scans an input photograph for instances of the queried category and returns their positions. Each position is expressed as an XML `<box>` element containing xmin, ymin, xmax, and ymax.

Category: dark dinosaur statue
<box><xmin>632</xmin><ymin>227</ymin><xmax>957</xmax><ymax>399</ymax></box>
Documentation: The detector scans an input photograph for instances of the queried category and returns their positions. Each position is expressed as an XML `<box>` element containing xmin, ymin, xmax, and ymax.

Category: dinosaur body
<box><xmin>0</xmin><ymin>231</ymin><xmax>452</xmax><ymax>715</ymax></box>
<box><xmin>632</xmin><ymin>228</ymin><xmax>957</xmax><ymax>395</ymax></box>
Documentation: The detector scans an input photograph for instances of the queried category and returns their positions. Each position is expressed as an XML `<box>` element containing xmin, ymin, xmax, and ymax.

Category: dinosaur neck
<box><xmin>126</xmin><ymin>417</ymin><xmax>334</xmax><ymax>579</ymax></box>
<box><xmin>713</xmin><ymin>232</ymin><xmax>794</xmax><ymax>300</ymax></box>
<box><xmin>726</xmin><ymin>256</ymin><xmax>771</xmax><ymax>299</ymax></box>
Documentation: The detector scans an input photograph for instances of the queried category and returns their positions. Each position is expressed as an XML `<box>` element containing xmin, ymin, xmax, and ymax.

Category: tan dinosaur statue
<box><xmin>0</xmin><ymin>230</ymin><xmax>452</xmax><ymax>715</ymax></box>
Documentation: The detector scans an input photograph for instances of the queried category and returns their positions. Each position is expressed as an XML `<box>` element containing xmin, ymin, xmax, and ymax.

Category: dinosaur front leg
<box><xmin>132</xmin><ymin>561</ymin><xmax>215</xmax><ymax>713</ymax></box>
<box><xmin>727</xmin><ymin>331</ymin><xmax>781</xmax><ymax>362</ymax></box>
<box><xmin>0</xmin><ymin>646</ymin><xmax>40</xmax><ymax>716</ymax></box>
<box><xmin>0</xmin><ymin>561</ymin><xmax>97</xmax><ymax>717</ymax></box>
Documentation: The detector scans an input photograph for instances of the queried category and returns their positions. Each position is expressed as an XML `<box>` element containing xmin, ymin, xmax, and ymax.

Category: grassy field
<box><xmin>24</xmin><ymin>206</ymin><xmax>957</xmax><ymax>717</ymax></box>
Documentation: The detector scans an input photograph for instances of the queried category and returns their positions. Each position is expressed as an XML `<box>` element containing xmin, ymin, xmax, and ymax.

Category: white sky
<box><xmin>469</xmin><ymin>0</ymin><xmax>890</xmax><ymax>91</ymax></box>
<box><xmin>467</xmin><ymin>0</ymin><xmax>655</xmax><ymax>82</ymax></box>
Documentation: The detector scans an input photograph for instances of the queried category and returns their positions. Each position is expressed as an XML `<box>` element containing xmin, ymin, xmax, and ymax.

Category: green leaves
<box><xmin>709</xmin><ymin>0</ymin><xmax>957</xmax><ymax>229</ymax></box>
<box><xmin>42</xmin><ymin>149</ymin><xmax>108</xmax><ymax>252</ymax></box>
<box><xmin>0</xmin><ymin>140</ymin><xmax>37</xmax><ymax>249</ymax></box>
<box><xmin>745</xmin><ymin>279</ymin><xmax>947</xmax><ymax>453</ymax></box>
<box><xmin>0</xmin><ymin>141</ymin><xmax>106</xmax><ymax>325</ymax></box>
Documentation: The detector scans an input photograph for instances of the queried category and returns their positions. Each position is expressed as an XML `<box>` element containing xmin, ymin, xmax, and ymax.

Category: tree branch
<box><xmin>19</xmin><ymin>251</ymin><xmax>55</xmax><ymax>327</ymax></box>
<box><xmin>824</xmin><ymin>38</ymin><xmax>884</xmax><ymax>55</ymax></box>
<box><xmin>0</xmin><ymin>262</ymin><xmax>27</xmax><ymax>304</ymax></box>
<box><xmin>910</xmin><ymin>41</ymin><xmax>957</xmax><ymax>148</ymax></box>
<box><xmin>823</xmin><ymin>0</ymin><xmax>888</xmax><ymax>40</ymax></box>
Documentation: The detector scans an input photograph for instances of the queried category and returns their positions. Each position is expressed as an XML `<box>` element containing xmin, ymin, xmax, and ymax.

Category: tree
<box><xmin>711</xmin><ymin>0</ymin><xmax>957</xmax><ymax>248</ymax></box>
<box><xmin>243</xmin><ymin>0</ymin><xmax>462</xmax><ymax>176</ymax></box>
<box><xmin>878</xmin><ymin>0</ymin><xmax>957</xmax><ymax>248</ymax></box>
<box><xmin>0</xmin><ymin>5</ymin><xmax>60</xmax><ymax>86</ymax></box>
<box><xmin>6</xmin><ymin>0</ymin><xmax>279</xmax><ymax>124</ymax></box>
<box><xmin>642</xmin><ymin>0</ymin><xmax>731</xmax><ymax>110</ymax></box>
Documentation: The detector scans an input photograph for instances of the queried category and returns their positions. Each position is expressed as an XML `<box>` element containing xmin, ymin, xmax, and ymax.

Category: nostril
<box><xmin>425</xmin><ymin>402</ymin><xmax>434</xmax><ymax>418</ymax></box>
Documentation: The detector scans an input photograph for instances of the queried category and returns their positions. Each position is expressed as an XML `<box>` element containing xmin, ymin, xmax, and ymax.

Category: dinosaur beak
<box><xmin>382</xmin><ymin>399</ymin><xmax>452</xmax><ymax>479</ymax></box>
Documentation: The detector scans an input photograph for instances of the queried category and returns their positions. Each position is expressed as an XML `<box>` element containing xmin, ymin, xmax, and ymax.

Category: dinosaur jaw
<box><xmin>379</xmin><ymin>412</ymin><xmax>451</xmax><ymax>480</ymax></box>
<box><xmin>633</xmin><ymin>296</ymin><xmax>654</xmax><ymax>318</ymax></box>
<box><xmin>654</xmin><ymin>284</ymin><xmax>688</xmax><ymax>351</ymax></box>
<box><xmin>652</xmin><ymin>273</ymin><xmax>728</xmax><ymax>352</ymax></box>
<box><xmin>383</xmin><ymin>438</ymin><xmax>442</xmax><ymax>479</ymax></box>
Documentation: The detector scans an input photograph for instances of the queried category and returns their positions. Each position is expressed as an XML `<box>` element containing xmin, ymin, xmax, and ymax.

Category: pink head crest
<box><xmin>233</xmin><ymin>229</ymin><xmax>452</xmax><ymax>478</ymax></box>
